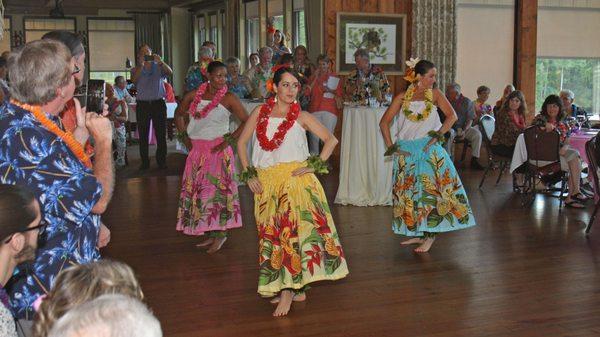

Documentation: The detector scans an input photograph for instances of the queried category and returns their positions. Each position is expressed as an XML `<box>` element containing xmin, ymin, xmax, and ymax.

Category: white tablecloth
<box><xmin>510</xmin><ymin>134</ymin><xmax>528</xmax><ymax>173</ymax></box>
<box><xmin>334</xmin><ymin>106</ymin><xmax>395</xmax><ymax>206</ymax></box>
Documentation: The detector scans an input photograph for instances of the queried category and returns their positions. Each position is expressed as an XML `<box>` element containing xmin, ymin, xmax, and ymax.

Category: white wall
<box><xmin>456</xmin><ymin>4</ymin><xmax>515</xmax><ymax>103</ymax></box>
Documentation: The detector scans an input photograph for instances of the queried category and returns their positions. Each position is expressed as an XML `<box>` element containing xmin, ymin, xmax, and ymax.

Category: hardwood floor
<box><xmin>102</xmin><ymin>151</ymin><xmax>600</xmax><ymax>337</ymax></box>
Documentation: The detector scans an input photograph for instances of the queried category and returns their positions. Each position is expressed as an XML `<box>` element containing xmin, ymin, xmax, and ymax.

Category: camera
<box><xmin>144</xmin><ymin>54</ymin><xmax>154</xmax><ymax>62</ymax></box>
<box><xmin>86</xmin><ymin>79</ymin><xmax>106</xmax><ymax>114</ymax></box>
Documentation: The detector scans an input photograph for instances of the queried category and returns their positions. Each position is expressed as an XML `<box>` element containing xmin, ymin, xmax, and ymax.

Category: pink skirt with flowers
<box><xmin>176</xmin><ymin>138</ymin><xmax>242</xmax><ymax>235</ymax></box>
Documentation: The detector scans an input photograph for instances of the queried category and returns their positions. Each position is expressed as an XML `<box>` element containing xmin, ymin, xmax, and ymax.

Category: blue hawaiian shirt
<box><xmin>185</xmin><ymin>62</ymin><xmax>204</xmax><ymax>92</ymax></box>
<box><xmin>0</xmin><ymin>101</ymin><xmax>102</xmax><ymax>319</ymax></box>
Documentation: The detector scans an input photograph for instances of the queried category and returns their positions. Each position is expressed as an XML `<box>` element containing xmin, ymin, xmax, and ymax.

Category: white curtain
<box><xmin>412</xmin><ymin>0</ymin><xmax>457</xmax><ymax>88</ymax></box>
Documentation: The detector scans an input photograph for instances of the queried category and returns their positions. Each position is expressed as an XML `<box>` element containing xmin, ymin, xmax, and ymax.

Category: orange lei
<box><xmin>11</xmin><ymin>100</ymin><xmax>92</xmax><ymax>168</ymax></box>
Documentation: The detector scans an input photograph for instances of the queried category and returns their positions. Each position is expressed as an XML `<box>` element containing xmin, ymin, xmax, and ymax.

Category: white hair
<box><xmin>258</xmin><ymin>46</ymin><xmax>273</xmax><ymax>56</ymax></box>
<box><xmin>198</xmin><ymin>46</ymin><xmax>214</xmax><ymax>59</ymax></box>
<box><xmin>559</xmin><ymin>89</ymin><xmax>575</xmax><ymax>100</ymax></box>
<box><xmin>48</xmin><ymin>294</ymin><xmax>162</xmax><ymax>337</ymax></box>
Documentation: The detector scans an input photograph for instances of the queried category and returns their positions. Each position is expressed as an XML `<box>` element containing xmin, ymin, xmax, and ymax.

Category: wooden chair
<box><xmin>478</xmin><ymin>115</ymin><xmax>512</xmax><ymax>188</ymax></box>
<box><xmin>521</xmin><ymin>126</ymin><xmax>568</xmax><ymax>208</ymax></box>
<box><xmin>584</xmin><ymin>136</ymin><xmax>600</xmax><ymax>234</ymax></box>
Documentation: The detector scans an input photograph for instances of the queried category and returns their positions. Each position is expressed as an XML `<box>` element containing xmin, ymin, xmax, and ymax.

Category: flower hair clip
<box><xmin>403</xmin><ymin>57</ymin><xmax>420</xmax><ymax>83</ymax></box>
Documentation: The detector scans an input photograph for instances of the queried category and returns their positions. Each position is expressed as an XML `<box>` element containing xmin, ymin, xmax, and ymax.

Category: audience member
<box><xmin>0</xmin><ymin>40</ymin><xmax>114</xmax><ymax>327</ymax></box>
<box><xmin>474</xmin><ymin>85</ymin><xmax>493</xmax><ymax>123</ymax></box>
<box><xmin>106</xmin><ymin>84</ymin><xmax>128</xmax><ymax>168</ymax></box>
<box><xmin>308</xmin><ymin>54</ymin><xmax>342</xmax><ymax>155</ymax></box>
<box><xmin>114</xmin><ymin>76</ymin><xmax>135</xmax><ymax>104</ymax></box>
<box><xmin>0</xmin><ymin>185</ymin><xmax>44</xmax><ymax>337</ymax></box>
<box><xmin>225</xmin><ymin>57</ymin><xmax>252</xmax><ymax>99</ymax></box>
<box><xmin>47</xmin><ymin>294</ymin><xmax>162</xmax><ymax>337</ymax></box>
<box><xmin>445</xmin><ymin>83</ymin><xmax>484</xmax><ymax>169</ymax></box>
<box><xmin>243</xmin><ymin>52</ymin><xmax>260</xmax><ymax>78</ymax></box>
<box><xmin>494</xmin><ymin>84</ymin><xmax>515</xmax><ymax>113</ymax></box>
<box><xmin>344</xmin><ymin>48</ymin><xmax>390</xmax><ymax>104</ymax></box>
<box><xmin>185</xmin><ymin>46</ymin><xmax>214</xmax><ymax>92</ymax></box>
<box><xmin>246</xmin><ymin>46</ymin><xmax>274</xmax><ymax>99</ymax></box>
<box><xmin>490</xmin><ymin>90</ymin><xmax>527</xmax><ymax>158</ymax></box>
<box><xmin>533</xmin><ymin>94</ymin><xmax>587</xmax><ymax>208</ymax></box>
<box><xmin>559</xmin><ymin>89</ymin><xmax>589</xmax><ymax>127</ymax></box>
<box><xmin>131</xmin><ymin>44</ymin><xmax>173</xmax><ymax>170</ymax></box>
<box><xmin>33</xmin><ymin>260</ymin><xmax>143</xmax><ymax>337</ymax></box>
<box><xmin>271</xmin><ymin>30</ymin><xmax>291</xmax><ymax>63</ymax></box>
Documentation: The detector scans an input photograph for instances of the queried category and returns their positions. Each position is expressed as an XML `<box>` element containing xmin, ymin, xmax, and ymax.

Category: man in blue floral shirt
<box><xmin>0</xmin><ymin>40</ymin><xmax>114</xmax><ymax>323</ymax></box>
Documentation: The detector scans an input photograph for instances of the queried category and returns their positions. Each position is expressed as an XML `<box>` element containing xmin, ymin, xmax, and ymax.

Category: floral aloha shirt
<box><xmin>0</xmin><ymin>101</ymin><xmax>102</xmax><ymax>319</ymax></box>
<box><xmin>344</xmin><ymin>65</ymin><xmax>390</xmax><ymax>103</ymax></box>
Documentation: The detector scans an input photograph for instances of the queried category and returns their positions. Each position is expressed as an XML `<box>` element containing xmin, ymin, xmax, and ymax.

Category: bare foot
<box><xmin>270</xmin><ymin>292</ymin><xmax>306</xmax><ymax>304</ymax></box>
<box><xmin>273</xmin><ymin>290</ymin><xmax>293</xmax><ymax>317</ymax></box>
<box><xmin>195</xmin><ymin>238</ymin><xmax>215</xmax><ymax>248</ymax></box>
<box><xmin>414</xmin><ymin>237</ymin><xmax>435</xmax><ymax>253</ymax></box>
<box><xmin>206</xmin><ymin>237</ymin><xmax>227</xmax><ymax>254</ymax></box>
<box><xmin>401</xmin><ymin>238</ymin><xmax>424</xmax><ymax>245</ymax></box>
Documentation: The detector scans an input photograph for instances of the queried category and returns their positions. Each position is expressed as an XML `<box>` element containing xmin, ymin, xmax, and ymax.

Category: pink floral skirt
<box><xmin>176</xmin><ymin>138</ymin><xmax>242</xmax><ymax>236</ymax></box>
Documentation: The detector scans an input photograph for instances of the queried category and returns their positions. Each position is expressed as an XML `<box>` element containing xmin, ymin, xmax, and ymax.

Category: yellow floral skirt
<box><xmin>392</xmin><ymin>137</ymin><xmax>476</xmax><ymax>236</ymax></box>
<box><xmin>255</xmin><ymin>161</ymin><xmax>349</xmax><ymax>297</ymax></box>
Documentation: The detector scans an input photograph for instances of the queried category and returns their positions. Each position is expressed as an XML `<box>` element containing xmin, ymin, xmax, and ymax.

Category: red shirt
<box><xmin>308</xmin><ymin>73</ymin><xmax>342</xmax><ymax>116</ymax></box>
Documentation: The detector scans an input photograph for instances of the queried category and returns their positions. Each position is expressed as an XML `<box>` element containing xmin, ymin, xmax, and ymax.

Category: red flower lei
<box><xmin>256</xmin><ymin>97</ymin><xmax>301</xmax><ymax>151</ymax></box>
<box><xmin>188</xmin><ymin>82</ymin><xmax>228</xmax><ymax>119</ymax></box>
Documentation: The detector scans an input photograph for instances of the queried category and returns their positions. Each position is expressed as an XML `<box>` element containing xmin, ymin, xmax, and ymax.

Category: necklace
<box><xmin>188</xmin><ymin>82</ymin><xmax>228</xmax><ymax>119</ymax></box>
<box><xmin>11</xmin><ymin>100</ymin><xmax>92</xmax><ymax>168</ymax></box>
<box><xmin>256</xmin><ymin>97</ymin><xmax>301</xmax><ymax>151</ymax></box>
<box><xmin>402</xmin><ymin>84</ymin><xmax>434</xmax><ymax>122</ymax></box>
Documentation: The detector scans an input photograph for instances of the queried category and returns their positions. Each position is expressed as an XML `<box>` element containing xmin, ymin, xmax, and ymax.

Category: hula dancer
<box><xmin>237</xmin><ymin>66</ymin><xmax>349</xmax><ymax>317</ymax></box>
<box><xmin>175</xmin><ymin>61</ymin><xmax>248</xmax><ymax>253</ymax></box>
<box><xmin>379</xmin><ymin>59</ymin><xmax>477</xmax><ymax>253</ymax></box>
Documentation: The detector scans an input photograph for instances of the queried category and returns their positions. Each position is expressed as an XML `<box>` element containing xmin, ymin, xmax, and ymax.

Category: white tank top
<box><xmin>252</xmin><ymin>118</ymin><xmax>310</xmax><ymax>168</ymax></box>
<box><xmin>395</xmin><ymin>101</ymin><xmax>443</xmax><ymax>140</ymax></box>
<box><xmin>187</xmin><ymin>101</ymin><xmax>231</xmax><ymax>140</ymax></box>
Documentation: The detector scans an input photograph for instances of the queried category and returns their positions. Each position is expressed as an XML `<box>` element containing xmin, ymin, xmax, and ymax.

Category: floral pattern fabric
<box><xmin>185</xmin><ymin>62</ymin><xmax>206</xmax><ymax>92</ymax></box>
<box><xmin>176</xmin><ymin>138</ymin><xmax>242</xmax><ymax>235</ymax></box>
<box><xmin>392</xmin><ymin>137</ymin><xmax>476</xmax><ymax>236</ymax></box>
<box><xmin>246</xmin><ymin>63</ymin><xmax>273</xmax><ymax>99</ymax></box>
<box><xmin>0</xmin><ymin>102</ymin><xmax>102</xmax><ymax>319</ymax></box>
<box><xmin>343</xmin><ymin>65</ymin><xmax>390</xmax><ymax>104</ymax></box>
<box><xmin>254</xmin><ymin>161</ymin><xmax>348</xmax><ymax>297</ymax></box>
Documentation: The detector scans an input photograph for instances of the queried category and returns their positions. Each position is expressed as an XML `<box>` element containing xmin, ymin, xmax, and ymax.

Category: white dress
<box><xmin>252</xmin><ymin>118</ymin><xmax>310</xmax><ymax>168</ymax></box>
<box><xmin>187</xmin><ymin>101</ymin><xmax>230</xmax><ymax>140</ymax></box>
<box><xmin>395</xmin><ymin>101</ymin><xmax>442</xmax><ymax>141</ymax></box>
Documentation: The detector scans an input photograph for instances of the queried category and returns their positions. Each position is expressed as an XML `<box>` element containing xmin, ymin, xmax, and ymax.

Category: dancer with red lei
<box><xmin>237</xmin><ymin>67</ymin><xmax>349</xmax><ymax>317</ymax></box>
<box><xmin>175</xmin><ymin>61</ymin><xmax>249</xmax><ymax>253</ymax></box>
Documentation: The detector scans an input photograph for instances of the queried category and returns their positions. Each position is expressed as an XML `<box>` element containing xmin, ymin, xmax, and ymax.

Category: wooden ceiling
<box><xmin>4</xmin><ymin>0</ymin><xmax>213</xmax><ymax>15</ymax></box>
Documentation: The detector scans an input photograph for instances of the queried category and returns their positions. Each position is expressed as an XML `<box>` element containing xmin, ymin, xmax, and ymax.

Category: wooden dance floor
<box><xmin>103</xmin><ymin>152</ymin><xmax>600</xmax><ymax>337</ymax></box>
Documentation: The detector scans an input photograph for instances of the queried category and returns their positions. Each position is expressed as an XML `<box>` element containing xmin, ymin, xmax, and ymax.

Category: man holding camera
<box><xmin>131</xmin><ymin>44</ymin><xmax>173</xmax><ymax>170</ymax></box>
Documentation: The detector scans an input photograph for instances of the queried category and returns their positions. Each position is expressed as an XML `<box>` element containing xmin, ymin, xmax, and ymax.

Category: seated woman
<box><xmin>225</xmin><ymin>57</ymin><xmax>252</xmax><ymax>99</ymax></box>
<box><xmin>490</xmin><ymin>90</ymin><xmax>527</xmax><ymax>158</ymax></box>
<box><xmin>533</xmin><ymin>94</ymin><xmax>588</xmax><ymax>208</ymax></box>
<box><xmin>474</xmin><ymin>85</ymin><xmax>493</xmax><ymax>124</ymax></box>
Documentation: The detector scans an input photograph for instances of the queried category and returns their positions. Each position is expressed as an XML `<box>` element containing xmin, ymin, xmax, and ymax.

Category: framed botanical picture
<box><xmin>336</xmin><ymin>12</ymin><xmax>407</xmax><ymax>75</ymax></box>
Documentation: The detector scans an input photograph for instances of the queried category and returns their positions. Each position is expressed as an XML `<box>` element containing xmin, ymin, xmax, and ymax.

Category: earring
<box><xmin>274</xmin><ymin>96</ymin><xmax>278</xmax><ymax>103</ymax></box>
<box><xmin>293</xmin><ymin>99</ymin><xmax>298</xmax><ymax>104</ymax></box>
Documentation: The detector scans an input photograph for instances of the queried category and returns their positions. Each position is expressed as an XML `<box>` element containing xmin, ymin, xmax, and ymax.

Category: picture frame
<box><xmin>336</xmin><ymin>12</ymin><xmax>407</xmax><ymax>75</ymax></box>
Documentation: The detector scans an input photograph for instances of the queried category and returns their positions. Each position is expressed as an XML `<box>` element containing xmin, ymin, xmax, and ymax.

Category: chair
<box><xmin>584</xmin><ymin>136</ymin><xmax>600</xmax><ymax>234</ymax></box>
<box><xmin>520</xmin><ymin>126</ymin><xmax>569</xmax><ymax>208</ymax></box>
<box><xmin>454</xmin><ymin>137</ymin><xmax>470</xmax><ymax>162</ymax></box>
<box><xmin>478</xmin><ymin>115</ymin><xmax>513</xmax><ymax>188</ymax></box>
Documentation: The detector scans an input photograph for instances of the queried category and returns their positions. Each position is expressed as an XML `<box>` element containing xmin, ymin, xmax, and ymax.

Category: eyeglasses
<box><xmin>72</xmin><ymin>65</ymin><xmax>81</xmax><ymax>76</ymax></box>
<box><xmin>4</xmin><ymin>221</ymin><xmax>48</xmax><ymax>244</ymax></box>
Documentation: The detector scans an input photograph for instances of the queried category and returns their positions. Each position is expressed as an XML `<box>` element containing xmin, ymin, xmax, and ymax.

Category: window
<box><xmin>456</xmin><ymin>0</ymin><xmax>515</xmax><ymax>104</ymax></box>
<box><xmin>24</xmin><ymin>17</ymin><xmax>75</xmax><ymax>42</ymax></box>
<box><xmin>292</xmin><ymin>0</ymin><xmax>306</xmax><ymax>48</ymax></box>
<box><xmin>268</xmin><ymin>0</ymin><xmax>284</xmax><ymax>33</ymax></box>
<box><xmin>0</xmin><ymin>18</ymin><xmax>11</xmax><ymax>53</ymax></box>
<box><xmin>244</xmin><ymin>0</ymin><xmax>260</xmax><ymax>58</ymax></box>
<box><xmin>209</xmin><ymin>13</ymin><xmax>218</xmax><ymax>47</ymax></box>
<box><xmin>87</xmin><ymin>19</ymin><xmax>135</xmax><ymax>82</ymax></box>
<box><xmin>197</xmin><ymin>15</ymin><xmax>207</xmax><ymax>48</ymax></box>
<box><xmin>536</xmin><ymin>2</ymin><xmax>600</xmax><ymax>115</ymax></box>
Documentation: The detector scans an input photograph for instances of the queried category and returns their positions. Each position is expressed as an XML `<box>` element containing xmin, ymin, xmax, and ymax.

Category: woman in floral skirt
<box><xmin>175</xmin><ymin>61</ymin><xmax>248</xmax><ymax>253</ymax></box>
<box><xmin>237</xmin><ymin>66</ymin><xmax>349</xmax><ymax>317</ymax></box>
<box><xmin>379</xmin><ymin>59</ymin><xmax>477</xmax><ymax>253</ymax></box>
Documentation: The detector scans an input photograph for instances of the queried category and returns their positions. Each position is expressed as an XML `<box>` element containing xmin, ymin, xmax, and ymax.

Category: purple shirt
<box><xmin>134</xmin><ymin>62</ymin><xmax>166</xmax><ymax>101</ymax></box>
